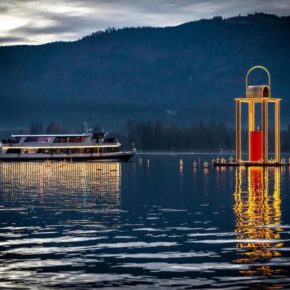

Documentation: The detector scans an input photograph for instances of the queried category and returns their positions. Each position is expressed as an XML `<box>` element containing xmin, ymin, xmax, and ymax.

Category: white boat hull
<box><xmin>0</xmin><ymin>151</ymin><xmax>135</xmax><ymax>162</ymax></box>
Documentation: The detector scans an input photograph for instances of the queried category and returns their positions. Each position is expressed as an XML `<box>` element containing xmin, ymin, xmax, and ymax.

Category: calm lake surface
<box><xmin>1</xmin><ymin>154</ymin><xmax>290</xmax><ymax>289</ymax></box>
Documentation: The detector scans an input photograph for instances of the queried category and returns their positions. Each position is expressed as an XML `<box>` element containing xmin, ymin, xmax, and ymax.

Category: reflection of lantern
<box><xmin>233</xmin><ymin>167</ymin><xmax>282</xmax><ymax>276</ymax></box>
<box><xmin>235</xmin><ymin>66</ymin><xmax>281</xmax><ymax>165</ymax></box>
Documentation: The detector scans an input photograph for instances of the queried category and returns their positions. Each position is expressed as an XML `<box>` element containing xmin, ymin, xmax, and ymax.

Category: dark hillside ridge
<box><xmin>0</xmin><ymin>13</ymin><xmax>290</xmax><ymax>129</ymax></box>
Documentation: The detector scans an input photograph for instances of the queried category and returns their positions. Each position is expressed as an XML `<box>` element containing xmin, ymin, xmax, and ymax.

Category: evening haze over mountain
<box><xmin>0</xmin><ymin>13</ymin><xmax>290</xmax><ymax>130</ymax></box>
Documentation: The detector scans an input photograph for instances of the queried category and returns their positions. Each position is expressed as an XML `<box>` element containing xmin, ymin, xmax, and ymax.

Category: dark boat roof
<box><xmin>11</xmin><ymin>133</ymin><xmax>92</xmax><ymax>138</ymax></box>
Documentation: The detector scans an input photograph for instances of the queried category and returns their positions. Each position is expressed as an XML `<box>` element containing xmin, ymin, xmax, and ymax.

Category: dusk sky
<box><xmin>1</xmin><ymin>0</ymin><xmax>290</xmax><ymax>46</ymax></box>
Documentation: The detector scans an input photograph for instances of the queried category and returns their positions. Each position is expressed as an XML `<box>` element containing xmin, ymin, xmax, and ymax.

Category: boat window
<box><xmin>36</xmin><ymin>149</ymin><xmax>50</xmax><ymax>154</ymax></box>
<box><xmin>6</xmin><ymin>148</ymin><xmax>21</xmax><ymax>154</ymax></box>
<box><xmin>38</xmin><ymin>137</ymin><xmax>50</xmax><ymax>143</ymax></box>
<box><xmin>22</xmin><ymin>149</ymin><xmax>38</xmax><ymax>154</ymax></box>
<box><xmin>24</xmin><ymin>137</ymin><xmax>50</xmax><ymax>143</ymax></box>
<box><xmin>53</xmin><ymin>137</ymin><xmax>87</xmax><ymax>143</ymax></box>
<box><xmin>2</xmin><ymin>138</ymin><xmax>20</xmax><ymax>144</ymax></box>
<box><xmin>109</xmin><ymin>147</ymin><xmax>118</xmax><ymax>153</ymax></box>
<box><xmin>24</xmin><ymin>137</ymin><xmax>38</xmax><ymax>142</ymax></box>
<box><xmin>51</xmin><ymin>148</ymin><xmax>71</xmax><ymax>154</ymax></box>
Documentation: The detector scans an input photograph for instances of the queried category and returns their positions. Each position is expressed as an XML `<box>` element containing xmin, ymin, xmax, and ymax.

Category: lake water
<box><xmin>1</xmin><ymin>154</ymin><xmax>290</xmax><ymax>289</ymax></box>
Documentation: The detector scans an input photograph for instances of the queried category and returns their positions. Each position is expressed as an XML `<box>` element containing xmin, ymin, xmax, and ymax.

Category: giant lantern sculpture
<box><xmin>235</xmin><ymin>66</ymin><xmax>281</xmax><ymax>166</ymax></box>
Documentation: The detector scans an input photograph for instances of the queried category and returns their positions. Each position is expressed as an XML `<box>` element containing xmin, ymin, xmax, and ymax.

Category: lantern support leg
<box><xmin>262</xmin><ymin>100</ymin><xmax>268</xmax><ymax>163</ymax></box>
<box><xmin>236</xmin><ymin>100</ymin><xmax>241</xmax><ymax>163</ymax></box>
<box><xmin>248</xmin><ymin>101</ymin><xmax>255</xmax><ymax>157</ymax></box>
<box><xmin>249</xmin><ymin>101</ymin><xmax>255</xmax><ymax>131</ymax></box>
<box><xmin>275</xmin><ymin>101</ymin><xmax>280</xmax><ymax>162</ymax></box>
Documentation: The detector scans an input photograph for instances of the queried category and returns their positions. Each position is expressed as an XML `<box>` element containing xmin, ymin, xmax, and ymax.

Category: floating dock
<box><xmin>213</xmin><ymin>161</ymin><xmax>286</xmax><ymax>167</ymax></box>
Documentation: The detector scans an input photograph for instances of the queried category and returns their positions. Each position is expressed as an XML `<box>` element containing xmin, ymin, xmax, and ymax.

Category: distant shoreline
<box><xmin>135</xmin><ymin>152</ymin><xmax>290</xmax><ymax>155</ymax></box>
<box><xmin>136</xmin><ymin>152</ymin><xmax>235</xmax><ymax>155</ymax></box>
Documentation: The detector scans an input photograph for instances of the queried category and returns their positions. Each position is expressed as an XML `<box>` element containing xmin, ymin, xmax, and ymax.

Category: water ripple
<box><xmin>0</xmin><ymin>159</ymin><xmax>290</xmax><ymax>288</ymax></box>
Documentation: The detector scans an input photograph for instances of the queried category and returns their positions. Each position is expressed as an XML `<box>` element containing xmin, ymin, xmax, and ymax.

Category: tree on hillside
<box><xmin>30</xmin><ymin>122</ymin><xmax>43</xmax><ymax>134</ymax></box>
<box><xmin>46</xmin><ymin>122</ymin><xmax>63</xmax><ymax>134</ymax></box>
<box><xmin>93</xmin><ymin>123</ymin><xmax>103</xmax><ymax>133</ymax></box>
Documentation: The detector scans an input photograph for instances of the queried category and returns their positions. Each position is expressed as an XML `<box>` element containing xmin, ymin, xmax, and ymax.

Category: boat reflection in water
<box><xmin>0</xmin><ymin>161</ymin><xmax>121</xmax><ymax>225</ymax></box>
<box><xmin>233</xmin><ymin>167</ymin><xmax>283</xmax><ymax>276</ymax></box>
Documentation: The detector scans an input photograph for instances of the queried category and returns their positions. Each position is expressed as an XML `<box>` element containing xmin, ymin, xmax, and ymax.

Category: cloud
<box><xmin>0</xmin><ymin>36</ymin><xmax>30</xmax><ymax>45</ymax></box>
<box><xmin>0</xmin><ymin>0</ymin><xmax>290</xmax><ymax>46</ymax></box>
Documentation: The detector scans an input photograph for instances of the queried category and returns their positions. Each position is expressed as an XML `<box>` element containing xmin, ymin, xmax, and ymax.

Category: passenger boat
<box><xmin>0</xmin><ymin>132</ymin><xmax>136</xmax><ymax>162</ymax></box>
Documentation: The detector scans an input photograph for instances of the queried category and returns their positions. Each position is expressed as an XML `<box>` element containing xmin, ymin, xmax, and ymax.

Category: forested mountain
<box><xmin>0</xmin><ymin>13</ymin><xmax>290</xmax><ymax>130</ymax></box>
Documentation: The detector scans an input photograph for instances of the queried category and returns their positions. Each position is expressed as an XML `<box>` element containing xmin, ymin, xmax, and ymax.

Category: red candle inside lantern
<box><xmin>249</xmin><ymin>131</ymin><xmax>263</xmax><ymax>161</ymax></box>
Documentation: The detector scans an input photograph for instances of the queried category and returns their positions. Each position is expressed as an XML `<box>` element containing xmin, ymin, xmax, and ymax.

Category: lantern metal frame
<box><xmin>235</xmin><ymin>66</ymin><xmax>281</xmax><ymax>165</ymax></box>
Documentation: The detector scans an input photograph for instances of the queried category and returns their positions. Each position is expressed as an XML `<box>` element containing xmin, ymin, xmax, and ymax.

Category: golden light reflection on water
<box><xmin>233</xmin><ymin>166</ymin><xmax>282</xmax><ymax>276</ymax></box>
<box><xmin>0</xmin><ymin>162</ymin><xmax>121</xmax><ymax>217</ymax></box>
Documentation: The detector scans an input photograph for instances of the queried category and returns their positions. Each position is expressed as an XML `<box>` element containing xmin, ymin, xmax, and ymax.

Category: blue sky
<box><xmin>1</xmin><ymin>0</ymin><xmax>290</xmax><ymax>46</ymax></box>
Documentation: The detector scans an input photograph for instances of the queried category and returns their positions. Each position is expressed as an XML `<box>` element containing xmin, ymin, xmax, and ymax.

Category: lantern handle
<box><xmin>246</xmin><ymin>65</ymin><xmax>271</xmax><ymax>91</ymax></box>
